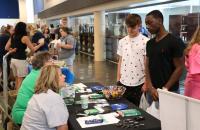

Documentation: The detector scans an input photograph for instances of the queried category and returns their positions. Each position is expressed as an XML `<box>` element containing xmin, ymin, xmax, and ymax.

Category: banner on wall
<box><xmin>0</xmin><ymin>0</ymin><xmax>19</xmax><ymax>18</ymax></box>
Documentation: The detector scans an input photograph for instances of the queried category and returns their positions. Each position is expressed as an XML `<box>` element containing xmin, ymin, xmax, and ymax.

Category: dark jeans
<box><xmin>118</xmin><ymin>81</ymin><xmax>143</xmax><ymax>107</ymax></box>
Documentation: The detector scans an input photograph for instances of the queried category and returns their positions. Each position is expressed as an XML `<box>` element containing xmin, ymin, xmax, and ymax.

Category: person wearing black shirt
<box><xmin>32</xmin><ymin>31</ymin><xmax>49</xmax><ymax>52</ymax></box>
<box><xmin>0</xmin><ymin>33</ymin><xmax>9</xmax><ymax>65</ymax></box>
<box><xmin>145</xmin><ymin>10</ymin><xmax>185</xmax><ymax>103</ymax></box>
<box><xmin>0</xmin><ymin>25</ymin><xmax>14</xmax><ymax>76</ymax></box>
<box><xmin>5</xmin><ymin>22</ymin><xmax>44</xmax><ymax>90</ymax></box>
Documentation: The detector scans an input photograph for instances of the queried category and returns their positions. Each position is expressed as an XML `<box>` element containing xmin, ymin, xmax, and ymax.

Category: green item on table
<box><xmin>118</xmin><ymin>109</ymin><xmax>141</xmax><ymax>117</ymax></box>
<box><xmin>90</xmin><ymin>94</ymin><xmax>104</xmax><ymax>99</ymax></box>
<box><xmin>75</xmin><ymin>100</ymin><xmax>82</xmax><ymax>104</ymax></box>
<box><xmin>84</xmin><ymin>109</ymin><xmax>99</xmax><ymax>115</ymax></box>
<box><xmin>63</xmin><ymin>97</ymin><xmax>74</xmax><ymax>105</ymax></box>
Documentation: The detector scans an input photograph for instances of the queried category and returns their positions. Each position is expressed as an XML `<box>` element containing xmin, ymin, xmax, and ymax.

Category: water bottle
<box><xmin>80</xmin><ymin>95</ymin><xmax>88</xmax><ymax>109</ymax></box>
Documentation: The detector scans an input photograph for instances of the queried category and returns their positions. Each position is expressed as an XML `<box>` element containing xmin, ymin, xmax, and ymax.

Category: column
<box><xmin>19</xmin><ymin>0</ymin><xmax>27</xmax><ymax>22</ymax></box>
<box><xmin>26</xmin><ymin>0</ymin><xmax>34</xmax><ymax>23</ymax></box>
<box><xmin>94</xmin><ymin>11</ymin><xmax>106</xmax><ymax>61</ymax></box>
<box><xmin>67</xmin><ymin>17</ymin><xmax>71</xmax><ymax>27</ymax></box>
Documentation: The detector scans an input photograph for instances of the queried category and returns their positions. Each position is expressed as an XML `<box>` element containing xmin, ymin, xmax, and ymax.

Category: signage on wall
<box><xmin>0</xmin><ymin>0</ymin><xmax>19</xmax><ymax>18</ymax></box>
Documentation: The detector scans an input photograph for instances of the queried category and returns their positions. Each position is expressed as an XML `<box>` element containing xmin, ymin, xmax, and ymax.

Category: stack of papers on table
<box><xmin>76</xmin><ymin>113</ymin><xmax>120</xmax><ymax>128</ymax></box>
<box><xmin>72</xmin><ymin>83</ymin><xmax>90</xmax><ymax>93</ymax></box>
<box><xmin>75</xmin><ymin>99</ymin><xmax>108</xmax><ymax>104</ymax></box>
<box><xmin>73</xmin><ymin>83</ymin><xmax>87</xmax><ymax>88</ymax></box>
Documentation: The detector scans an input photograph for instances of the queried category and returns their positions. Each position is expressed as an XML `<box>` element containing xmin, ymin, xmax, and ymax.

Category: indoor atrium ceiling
<box><xmin>38</xmin><ymin>0</ymin><xmax>198</xmax><ymax>20</ymax></box>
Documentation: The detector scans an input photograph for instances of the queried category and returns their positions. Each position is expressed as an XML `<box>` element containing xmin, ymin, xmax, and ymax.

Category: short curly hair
<box><xmin>146</xmin><ymin>10</ymin><xmax>163</xmax><ymax>23</ymax></box>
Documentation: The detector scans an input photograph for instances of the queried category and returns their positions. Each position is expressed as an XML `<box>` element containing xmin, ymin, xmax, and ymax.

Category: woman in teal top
<box><xmin>11</xmin><ymin>51</ymin><xmax>52</xmax><ymax>124</ymax></box>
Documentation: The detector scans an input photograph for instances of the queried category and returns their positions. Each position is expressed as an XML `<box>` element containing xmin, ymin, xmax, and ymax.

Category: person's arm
<box><xmin>5</xmin><ymin>38</ymin><xmax>17</xmax><ymax>53</ymax></box>
<box><xmin>5</xmin><ymin>38</ymin><xmax>11</xmax><ymax>51</ymax></box>
<box><xmin>117</xmin><ymin>56</ymin><xmax>122</xmax><ymax>82</ymax></box>
<box><xmin>141</xmin><ymin>56</ymin><xmax>147</xmax><ymax>92</ymax></box>
<box><xmin>57</xmin><ymin>43</ymin><xmax>73</xmax><ymax>49</ymax></box>
<box><xmin>145</xmin><ymin>56</ymin><xmax>158</xmax><ymax>101</ymax></box>
<box><xmin>141</xmin><ymin>39</ymin><xmax>150</xmax><ymax>92</ymax></box>
<box><xmin>116</xmin><ymin>39</ymin><xmax>123</xmax><ymax>83</ymax></box>
<box><xmin>163</xmin><ymin>57</ymin><xmax>184</xmax><ymax>90</ymax></box>
<box><xmin>57</xmin><ymin>37</ymin><xmax>74</xmax><ymax>49</ymax></box>
<box><xmin>56</xmin><ymin>124</ymin><xmax>68</xmax><ymax>130</ymax></box>
<box><xmin>22</xmin><ymin>36</ymin><xmax>44</xmax><ymax>52</ymax></box>
<box><xmin>163</xmin><ymin>37</ymin><xmax>185</xmax><ymax>90</ymax></box>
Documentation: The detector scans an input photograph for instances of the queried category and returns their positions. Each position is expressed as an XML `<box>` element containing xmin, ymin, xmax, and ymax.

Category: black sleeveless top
<box><xmin>11</xmin><ymin>35</ymin><xmax>27</xmax><ymax>60</ymax></box>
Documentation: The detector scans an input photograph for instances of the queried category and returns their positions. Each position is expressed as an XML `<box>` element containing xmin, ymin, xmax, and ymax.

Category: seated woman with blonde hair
<box><xmin>21</xmin><ymin>65</ymin><xmax>68</xmax><ymax>130</ymax></box>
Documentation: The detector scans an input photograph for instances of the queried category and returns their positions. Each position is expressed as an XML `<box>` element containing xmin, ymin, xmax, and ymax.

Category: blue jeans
<box><xmin>65</xmin><ymin>54</ymin><xmax>75</xmax><ymax>72</ymax></box>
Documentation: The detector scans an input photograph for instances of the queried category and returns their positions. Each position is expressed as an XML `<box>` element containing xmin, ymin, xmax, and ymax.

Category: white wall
<box><xmin>26</xmin><ymin>0</ymin><xmax>34</xmax><ymax>23</ymax></box>
<box><xmin>0</xmin><ymin>19</ymin><xmax>19</xmax><ymax>27</ymax></box>
<box><xmin>19</xmin><ymin>0</ymin><xmax>27</xmax><ymax>22</ymax></box>
<box><xmin>44</xmin><ymin>0</ymin><xmax>67</xmax><ymax>10</ymax></box>
<box><xmin>158</xmin><ymin>89</ymin><xmax>200</xmax><ymax>130</ymax></box>
<box><xmin>0</xmin><ymin>0</ymin><xmax>28</xmax><ymax>27</ymax></box>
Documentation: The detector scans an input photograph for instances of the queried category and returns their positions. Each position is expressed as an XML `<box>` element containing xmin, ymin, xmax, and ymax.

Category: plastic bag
<box><xmin>139</xmin><ymin>93</ymin><xmax>149</xmax><ymax>111</ymax></box>
<box><xmin>146</xmin><ymin>101</ymin><xmax>160</xmax><ymax>120</ymax></box>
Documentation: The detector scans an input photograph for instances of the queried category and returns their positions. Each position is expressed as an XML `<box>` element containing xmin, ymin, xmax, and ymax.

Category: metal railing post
<box><xmin>2</xmin><ymin>52</ymin><xmax>10</xmax><ymax>121</ymax></box>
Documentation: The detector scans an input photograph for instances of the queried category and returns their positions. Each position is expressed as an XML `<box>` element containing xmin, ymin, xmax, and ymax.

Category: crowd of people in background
<box><xmin>0</xmin><ymin>17</ymin><xmax>77</xmax><ymax>91</ymax></box>
<box><xmin>0</xmin><ymin>17</ymin><xmax>74</xmax><ymax>130</ymax></box>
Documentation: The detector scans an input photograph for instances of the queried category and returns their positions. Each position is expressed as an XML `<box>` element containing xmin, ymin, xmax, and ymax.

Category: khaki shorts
<box><xmin>10</xmin><ymin>59</ymin><xmax>28</xmax><ymax>77</ymax></box>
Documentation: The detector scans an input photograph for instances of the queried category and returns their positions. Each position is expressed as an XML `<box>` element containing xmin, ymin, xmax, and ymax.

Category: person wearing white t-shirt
<box><xmin>117</xmin><ymin>14</ymin><xmax>149</xmax><ymax>106</ymax></box>
<box><xmin>21</xmin><ymin>65</ymin><xmax>69</xmax><ymax>130</ymax></box>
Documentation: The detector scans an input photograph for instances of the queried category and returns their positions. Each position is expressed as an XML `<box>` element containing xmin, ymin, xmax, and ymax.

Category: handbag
<box><xmin>146</xmin><ymin>101</ymin><xmax>160</xmax><ymax>120</ymax></box>
<box><xmin>139</xmin><ymin>93</ymin><xmax>150</xmax><ymax>111</ymax></box>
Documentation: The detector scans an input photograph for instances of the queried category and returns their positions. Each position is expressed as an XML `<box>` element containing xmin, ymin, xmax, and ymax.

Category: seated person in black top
<box><xmin>144</xmin><ymin>10</ymin><xmax>185</xmax><ymax>104</ymax></box>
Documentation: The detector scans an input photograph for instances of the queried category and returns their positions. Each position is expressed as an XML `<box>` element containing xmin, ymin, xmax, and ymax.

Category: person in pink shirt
<box><xmin>184</xmin><ymin>26</ymin><xmax>200</xmax><ymax>100</ymax></box>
